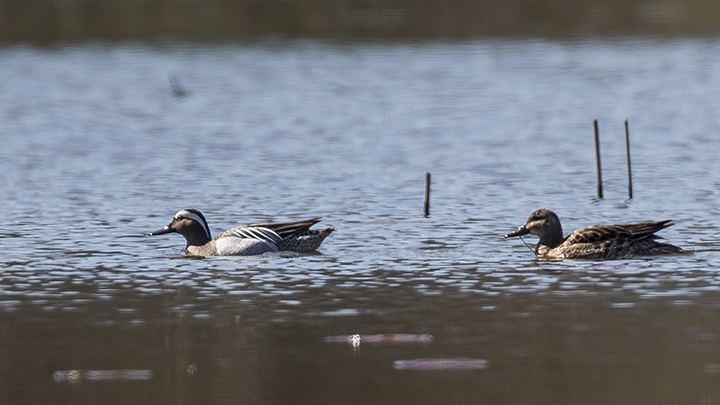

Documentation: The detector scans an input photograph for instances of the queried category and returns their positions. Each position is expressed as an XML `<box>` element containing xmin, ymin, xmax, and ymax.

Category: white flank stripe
<box><xmin>216</xmin><ymin>238</ymin><xmax>279</xmax><ymax>256</ymax></box>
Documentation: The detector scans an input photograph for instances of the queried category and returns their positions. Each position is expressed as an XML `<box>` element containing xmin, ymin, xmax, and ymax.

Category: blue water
<box><xmin>2</xmin><ymin>39</ymin><xmax>720</xmax><ymax>404</ymax></box>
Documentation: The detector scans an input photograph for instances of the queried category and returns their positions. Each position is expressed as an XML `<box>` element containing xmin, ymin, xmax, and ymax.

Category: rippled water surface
<box><xmin>2</xmin><ymin>39</ymin><xmax>720</xmax><ymax>404</ymax></box>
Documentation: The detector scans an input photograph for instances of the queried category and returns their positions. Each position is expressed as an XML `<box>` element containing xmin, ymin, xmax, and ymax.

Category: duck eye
<box><xmin>530</xmin><ymin>214</ymin><xmax>546</xmax><ymax>222</ymax></box>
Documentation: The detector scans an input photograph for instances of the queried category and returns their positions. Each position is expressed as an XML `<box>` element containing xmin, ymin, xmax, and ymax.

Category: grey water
<box><xmin>2</xmin><ymin>39</ymin><xmax>720</xmax><ymax>404</ymax></box>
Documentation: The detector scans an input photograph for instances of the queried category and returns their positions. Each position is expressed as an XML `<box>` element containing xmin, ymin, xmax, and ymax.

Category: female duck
<box><xmin>151</xmin><ymin>209</ymin><xmax>334</xmax><ymax>256</ymax></box>
<box><xmin>505</xmin><ymin>208</ymin><xmax>685</xmax><ymax>260</ymax></box>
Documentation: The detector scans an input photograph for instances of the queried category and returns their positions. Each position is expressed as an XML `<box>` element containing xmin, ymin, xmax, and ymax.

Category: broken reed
<box><xmin>423</xmin><ymin>172</ymin><xmax>431</xmax><ymax>217</ymax></box>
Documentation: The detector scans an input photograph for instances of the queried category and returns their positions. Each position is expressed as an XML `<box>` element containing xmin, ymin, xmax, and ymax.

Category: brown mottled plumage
<box><xmin>151</xmin><ymin>209</ymin><xmax>333</xmax><ymax>256</ymax></box>
<box><xmin>505</xmin><ymin>209</ymin><xmax>686</xmax><ymax>260</ymax></box>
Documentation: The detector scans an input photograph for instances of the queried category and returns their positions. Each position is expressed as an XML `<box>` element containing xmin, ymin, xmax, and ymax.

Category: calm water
<box><xmin>2</xmin><ymin>39</ymin><xmax>720</xmax><ymax>404</ymax></box>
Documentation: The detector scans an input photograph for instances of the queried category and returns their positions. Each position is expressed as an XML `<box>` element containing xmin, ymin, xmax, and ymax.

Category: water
<box><xmin>2</xmin><ymin>39</ymin><xmax>720</xmax><ymax>404</ymax></box>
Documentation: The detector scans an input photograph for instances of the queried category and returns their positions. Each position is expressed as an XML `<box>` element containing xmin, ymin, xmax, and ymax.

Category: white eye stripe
<box><xmin>176</xmin><ymin>210</ymin><xmax>211</xmax><ymax>239</ymax></box>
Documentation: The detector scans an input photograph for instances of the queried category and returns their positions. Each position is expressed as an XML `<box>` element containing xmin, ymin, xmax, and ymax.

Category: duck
<box><xmin>504</xmin><ymin>208</ymin><xmax>685</xmax><ymax>260</ymax></box>
<box><xmin>150</xmin><ymin>209</ymin><xmax>334</xmax><ymax>256</ymax></box>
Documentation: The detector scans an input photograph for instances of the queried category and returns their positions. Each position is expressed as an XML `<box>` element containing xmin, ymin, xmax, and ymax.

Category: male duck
<box><xmin>151</xmin><ymin>209</ymin><xmax>334</xmax><ymax>256</ymax></box>
<box><xmin>504</xmin><ymin>208</ymin><xmax>685</xmax><ymax>260</ymax></box>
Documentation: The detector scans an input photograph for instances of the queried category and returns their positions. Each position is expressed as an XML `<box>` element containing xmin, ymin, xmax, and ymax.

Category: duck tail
<box><xmin>278</xmin><ymin>226</ymin><xmax>334</xmax><ymax>253</ymax></box>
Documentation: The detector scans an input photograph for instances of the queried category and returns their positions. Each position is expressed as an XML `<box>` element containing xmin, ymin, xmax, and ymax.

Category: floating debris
<box><xmin>324</xmin><ymin>333</ymin><xmax>434</xmax><ymax>345</ymax></box>
<box><xmin>53</xmin><ymin>369</ymin><xmax>153</xmax><ymax>383</ymax></box>
<box><xmin>393</xmin><ymin>358</ymin><xmax>489</xmax><ymax>370</ymax></box>
<box><xmin>704</xmin><ymin>363</ymin><xmax>720</xmax><ymax>374</ymax></box>
<box><xmin>351</xmin><ymin>334</ymin><xmax>361</xmax><ymax>351</ymax></box>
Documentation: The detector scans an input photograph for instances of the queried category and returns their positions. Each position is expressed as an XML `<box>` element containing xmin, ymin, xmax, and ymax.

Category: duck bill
<box><xmin>150</xmin><ymin>225</ymin><xmax>173</xmax><ymax>236</ymax></box>
<box><xmin>505</xmin><ymin>225</ymin><xmax>529</xmax><ymax>238</ymax></box>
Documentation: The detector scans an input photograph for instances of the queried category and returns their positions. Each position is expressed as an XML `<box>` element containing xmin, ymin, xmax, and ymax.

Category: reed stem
<box><xmin>625</xmin><ymin>119</ymin><xmax>633</xmax><ymax>199</ymax></box>
<box><xmin>594</xmin><ymin>119</ymin><xmax>603</xmax><ymax>199</ymax></box>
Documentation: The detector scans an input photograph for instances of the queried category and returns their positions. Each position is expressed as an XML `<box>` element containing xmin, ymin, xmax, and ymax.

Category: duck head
<box><xmin>151</xmin><ymin>209</ymin><xmax>212</xmax><ymax>247</ymax></box>
<box><xmin>505</xmin><ymin>208</ymin><xmax>564</xmax><ymax>247</ymax></box>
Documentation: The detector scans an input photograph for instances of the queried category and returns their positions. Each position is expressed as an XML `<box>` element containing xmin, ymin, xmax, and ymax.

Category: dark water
<box><xmin>2</xmin><ymin>39</ymin><xmax>720</xmax><ymax>404</ymax></box>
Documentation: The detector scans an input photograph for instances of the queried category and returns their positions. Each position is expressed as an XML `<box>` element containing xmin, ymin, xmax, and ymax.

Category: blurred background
<box><xmin>2</xmin><ymin>0</ymin><xmax>719</xmax><ymax>43</ymax></box>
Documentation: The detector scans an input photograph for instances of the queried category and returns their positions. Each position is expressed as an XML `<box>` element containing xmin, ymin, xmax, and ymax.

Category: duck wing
<box><xmin>616</xmin><ymin>220</ymin><xmax>675</xmax><ymax>237</ymax></box>
<box><xmin>216</xmin><ymin>218</ymin><xmax>322</xmax><ymax>242</ymax></box>
<box><xmin>559</xmin><ymin>220</ymin><xmax>677</xmax><ymax>259</ymax></box>
<box><xmin>216</xmin><ymin>225</ymin><xmax>284</xmax><ymax>244</ymax></box>
<box><xmin>565</xmin><ymin>220</ymin><xmax>674</xmax><ymax>245</ymax></box>
<box><xmin>258</xmin><ymin>217</ymin><xmax>322</xmax><ymax>238</ymax></box>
